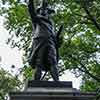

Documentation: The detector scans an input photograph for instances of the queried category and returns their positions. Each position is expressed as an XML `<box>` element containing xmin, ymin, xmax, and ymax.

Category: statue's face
<box><xmin>39</xmin><ymin>8</ymin><xmax>49</xmax><ymax>18</ymax></box>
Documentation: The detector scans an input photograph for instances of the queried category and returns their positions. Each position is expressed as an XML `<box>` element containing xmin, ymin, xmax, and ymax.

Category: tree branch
<box><xmin>82</xmin><ymin>1</ymin><xmax>100</xmax><ymax>31</ymax></box>
<box><xmin>67</xmin><ymin>55</ymin><xmax>100</xmax><ymax>82</ymax></box>
<box><xmin>79</xmin><ymin>62</ymin><xmax>100</xmax><ymax>82</ymax></box>
<box><xmin>0</xmin><ymin>92</ymin><xmax>5</xmax><ymax>100</ymax></box>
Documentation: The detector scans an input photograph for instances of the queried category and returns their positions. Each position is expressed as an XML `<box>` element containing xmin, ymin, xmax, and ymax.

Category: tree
<box><xmin>0</xmin><ymin>0</ymin><xmax>100</xmax><ymax>91</ymax></box>
<box><xmin>0</xmin><ymin>68</ymin><xmax>22</xmax><ymax>100</ymax></box>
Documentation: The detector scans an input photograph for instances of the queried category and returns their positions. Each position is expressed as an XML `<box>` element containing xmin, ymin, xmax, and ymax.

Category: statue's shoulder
<box><xmin>37</xmin><ymin>15</ymin><xmax>52</xmax><ymax>25</ymax></box>
<box><xmin>37</xmin><ymin>14</ymin><xmax>47</xmax><ymax>19</ymax></box>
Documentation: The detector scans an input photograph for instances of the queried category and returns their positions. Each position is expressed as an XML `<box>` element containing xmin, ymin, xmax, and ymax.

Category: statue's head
<box><xmin>37</xmin><ymin>0</ymin><xmax>55</xmax><ymax>18</ymax></box>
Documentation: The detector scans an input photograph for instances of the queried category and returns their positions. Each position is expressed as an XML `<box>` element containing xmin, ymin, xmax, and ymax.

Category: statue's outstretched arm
<box><xmin>28</xmin><ymin>0</ymin><xmax>37</xmax><ymax>22</ymax></box>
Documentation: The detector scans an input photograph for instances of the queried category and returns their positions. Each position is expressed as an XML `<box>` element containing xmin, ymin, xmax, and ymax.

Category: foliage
<box><xmin>0</xmin><ymin>0</ymin><xmax>100</xmax><ymax>91</ymax></box>
<box><xmin>20</xmin><ymin>65</ymin><xmax>34</xmax><ymax>80</ymax></box>
<box><xmin>0</xmin><ymin>68</ymin><xmax>22</xmax><ymax>100</ymax></box>
<box><xmin>80</xmin><ymin>75</ymin><xmax>100</xmax><ymax>92</ymax></box>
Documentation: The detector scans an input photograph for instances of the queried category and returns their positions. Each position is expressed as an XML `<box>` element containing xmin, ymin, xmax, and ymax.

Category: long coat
<box><xmin>28</xmin><ymin>3</ymin><xmax>58</xmax><ymax>71</ymax></box>
<box><xmin>28</xmin><ymin>16</ymin><xmax>57</xmax><ymax>70</ymax></box>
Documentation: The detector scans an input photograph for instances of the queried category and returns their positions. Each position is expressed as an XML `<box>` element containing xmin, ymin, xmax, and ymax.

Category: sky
<box><xmin>0</xmin><ymin>16</ymin><xmax>23</xmax><ymax>74</ymax></box>
<box><xmin>0</xmin><ymin>16</ymin><xmax>82</xmax><ymax>89</ymax></box>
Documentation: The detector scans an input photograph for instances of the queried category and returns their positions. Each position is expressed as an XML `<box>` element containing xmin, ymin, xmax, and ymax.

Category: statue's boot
<box><xmin>34</xmin><ymin>66</ymin><xmax>42</xmax><ymax>80</ymax></box>
<box><xmin>50</xmin><ymin>65</ymin><xmax>59</xmax><ymax>81</ymax></box>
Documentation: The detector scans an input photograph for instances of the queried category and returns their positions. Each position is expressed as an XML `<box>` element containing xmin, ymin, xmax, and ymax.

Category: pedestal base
<box><xmin>9</xmin><ymin>81</ymin><xmax>96</xmax><ymax>100</ymax></box>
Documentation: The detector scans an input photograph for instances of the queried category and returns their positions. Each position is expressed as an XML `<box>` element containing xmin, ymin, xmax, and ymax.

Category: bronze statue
<box><xmin>28</xmin><ymin>0</ymin><xmax>63</xmax><ymax>81</ymax></box>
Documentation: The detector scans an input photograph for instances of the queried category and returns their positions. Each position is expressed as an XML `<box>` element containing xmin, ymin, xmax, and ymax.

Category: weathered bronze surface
<box><xmin>28</xmin><ymin>0</ymin><xmax>63</xmax><ymax>81</ymax></box>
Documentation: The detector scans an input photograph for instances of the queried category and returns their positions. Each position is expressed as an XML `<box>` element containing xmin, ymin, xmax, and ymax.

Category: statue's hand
<box><xmin>26</xmin><ymin>0</ymin><xmax>34</xmax><ymax>4</ymax></box>
<box><xmin>25</xmin><ymin>0</ymin><xmax>29</xmax><ymax>3</ymax></box>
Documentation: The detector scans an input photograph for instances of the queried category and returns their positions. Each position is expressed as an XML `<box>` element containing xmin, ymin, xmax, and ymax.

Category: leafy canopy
<box><xmin>0</xmin><ymin>68</ymin><xmax>22</xmax><ymax>100</ymax></box>
<box><xmin>0</xmin><ymin>0</ymin><xmax>100</xmax><ymax>91</ymax></box>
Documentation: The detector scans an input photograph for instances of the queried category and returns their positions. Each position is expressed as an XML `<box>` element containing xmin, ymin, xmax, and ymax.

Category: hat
<box><xmin>36</xmin><ymin>0</ymin><xmax>55</xmax><ymax>14</ymax></box>
<box><xmin>36</xmin><ymin>7</ymin><xmax>55</xmax><ymax>14</ymax></box>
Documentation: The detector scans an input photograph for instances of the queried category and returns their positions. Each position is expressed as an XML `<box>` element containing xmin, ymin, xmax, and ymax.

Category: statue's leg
<box><xmin>48</xmin><ymin>43</ymin><xmax>59</xmax><ymax>81</ymax></box>
<box><xmin>50</xmin><ymin>65</ymin><xmax>59</xmax><ymax>81</ymax></box>
<box><xmin>33</xmin><ymin>39</ymin><xmax>45</xmax><ymax>80</ymax></box>
<box><xmin>34</xmin><ymin>66</ymin><xmax>42</xmax><ymax>80</ymax></box>
<box><xmin>47</xmin><ymin>37</ymin><xmax>59</xmax><ymax>81</ymax></box>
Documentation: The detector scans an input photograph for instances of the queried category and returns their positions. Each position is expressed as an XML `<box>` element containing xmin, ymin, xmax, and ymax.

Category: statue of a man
<box><xmin>28</xmin><ymin>0</ymin><xmax>63</xmax><ymax>81</ymax></box>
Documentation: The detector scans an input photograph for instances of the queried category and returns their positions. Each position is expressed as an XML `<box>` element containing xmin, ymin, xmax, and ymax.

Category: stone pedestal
<box><xmin>9</xmin><ymin>81</ymin><xmax>96</xmax><ymax>100</ymax></box>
